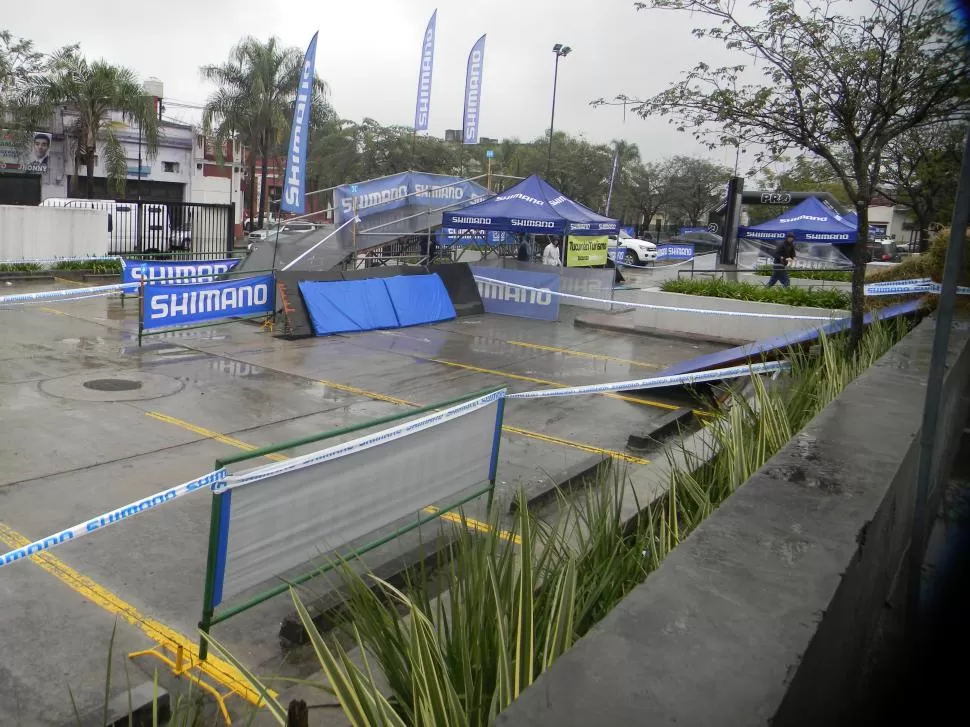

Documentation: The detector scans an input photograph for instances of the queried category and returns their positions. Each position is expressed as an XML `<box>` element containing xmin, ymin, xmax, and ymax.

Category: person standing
<box><xmin>517</xmin><ymin>238</ymin><xmax>530</xmax><ymax>262</ymax></box>
<box><xmin>543</xmin><ymin>237</ymin><xmax>562</xmax><ymax>266</ymax></box>
<box><xmin>766</xmin><ymin>232</ymin><xmax>796</xmax><ymax>287</ymax></box>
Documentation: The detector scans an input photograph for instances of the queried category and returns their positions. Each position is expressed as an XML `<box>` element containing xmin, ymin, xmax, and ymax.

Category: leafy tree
<box><xmin>665</xmin><ymin>155</ymin><xmax>730</xmax><ymax>225</ymax></box>
<box><xmin>201</xmin><ymin>36</ymin><xmax>329</xmax><ymax>227</ymax></box>
<box><xmin>0</xmin><ymin>31</ymin><xmax>46</xmax><ymax>115</ymax></box>
<box><xmin>633</xmin><ymin>0</ymin><xmax>970</xmax><ymax>345</ymax></box>
<box><xmin>879</xmin><ymin>122</ymin><xmax>966</xmax><ymax>250</ymax></box>
<box><xmin>623</xmin><ymin>160</ymin><xmax>676</xmax><ymax>231</ymax></box>
<box><xmin>749</xmin><ymin>156</ymin><xmax>853</xmax><ymax>224</ymax></box>
<box><xmin>18</xmin><ymin>47</ymin><xmax>159</xmax><ymax>198</ymax></box>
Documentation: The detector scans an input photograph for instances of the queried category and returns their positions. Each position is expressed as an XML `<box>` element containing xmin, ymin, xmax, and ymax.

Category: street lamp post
<box><xmin>546</xmin><ymin>43</ymin><xmax>571</xmax><ymax>177</ymax></box>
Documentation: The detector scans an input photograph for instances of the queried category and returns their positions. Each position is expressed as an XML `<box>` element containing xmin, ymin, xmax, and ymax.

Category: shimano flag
<box><xmin>414</xmin><ymin>10</ymin><xmax>437</xmax><ymax>131</ymax></box>
<box><xmin>462</xmin><ymin>34</ymin><xmax>486</xmax><ymax>145</ymax></box>
<box><xmin>281</xmin><ymin>32</ymin><xmax>319</xmax><ymax>214</ymax></box>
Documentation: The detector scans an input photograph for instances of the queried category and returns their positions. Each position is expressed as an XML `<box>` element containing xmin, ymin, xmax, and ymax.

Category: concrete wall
<box><xmin>0</xmin><ymin>205</ymin><xmax>108</xmax><ymax>259</ymax></box>
<box><xmin>632</xmin><ymin>290</ymin><xmax>847</xmax><ymax>341</ymax></box>
<box><xmin>497</xmin><ymin>315</ymin><xmax>970</xmax><ymax>727</ymax></box>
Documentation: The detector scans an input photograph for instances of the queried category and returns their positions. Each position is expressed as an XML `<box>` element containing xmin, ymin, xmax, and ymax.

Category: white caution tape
<box><xmin>473</xmin><ymin>275</ymin><xmax>838</xmax><ymax>321</ymax></box>
<box><xmin>506</xmin><ymin>361</ymin><xmax>790</xmax><ymax>400</ymax></box>
<box><xmin>220</xmin><ymin>389</ymin><xmax>507</xmax><ymax>491</ymax></box>
<box><xmin>0</xmin><ymin>282</ymin><xmax>138</xmax><ymax>305</ymax></box>
<box><xmin>0</xmin><ymin>469</ymin><xmax>226</xmax><ymax>569</ymax></box>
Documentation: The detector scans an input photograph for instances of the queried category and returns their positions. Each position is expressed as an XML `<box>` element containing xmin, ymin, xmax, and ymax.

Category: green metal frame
<box><xmin>197</xmin><ymin>386</ymin><xmax>506</xmax><ymax>660</ymax></box>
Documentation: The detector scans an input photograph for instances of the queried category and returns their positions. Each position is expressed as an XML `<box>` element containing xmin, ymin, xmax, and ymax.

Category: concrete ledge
<box><xmin>510</xmin><ymin>454</ymin><xmax>609</xmax><ymax>512</ymax></box>
<box><xmin>77</xmin><ymin>681</ymin><xmax>170</xmax><ymax>727</ymax></box>
<box><xmin>627</xmin><ymin>407</ymin><xmax>694</xmax><ymax>452</ymax></box>
<box><xmin>497</xmin><ymin>315</ymin><xmax>970</xmax><ymax>727</ymax></box>
<box><xmin>575</xmin><ymin>310</ymin><xmax>748</xmax><ymax>346</ymax></box>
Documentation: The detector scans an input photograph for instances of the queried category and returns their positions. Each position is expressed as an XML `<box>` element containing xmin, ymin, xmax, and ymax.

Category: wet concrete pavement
<box><xmin>0</xmin><ymin>281</ymin><xmax>725</xmax><ymax>724</ymax></box>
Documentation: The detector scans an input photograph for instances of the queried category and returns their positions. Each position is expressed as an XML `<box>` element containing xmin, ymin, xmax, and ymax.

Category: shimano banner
<box><xmin>657</xmin><ymin>244</ymin><xmax>695</xmax><ymax>261</ymax></box>
<box><xmin>414</xmin><ymin>10</ymin><xmax>437</xmax><ymax>131</ymax></box>
<box><xmin>142</xmin><ymin>274</ymin><xmax>274</xmax><ymax>331</ymax></box>
<box><xmin>334</xmin><ymin>172</ymin><xmax>487</xmax><ymax>224</ymax></box>
<box><xmin>462</xmin><ymin>34</ymin><xmax>486</xmax><ymax>145</ymax></box>
<box><xmin>281</xmin><ymin>32</ymin><xmax>319</xmax><ymax>214</ymax></box>
<box><xmin>470</xmin><ymin>266</ymin><xmax>559</xmax><ymax>321</ymax></box>
<box><xmin>122</xmin><ymin>258</ymin><xmax>240</xmax><ymax>285</ymax></box>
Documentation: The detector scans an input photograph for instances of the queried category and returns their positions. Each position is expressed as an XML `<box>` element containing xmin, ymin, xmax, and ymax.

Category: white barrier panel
<box><xmin>0</xmin><ymin>469</ymin><xmax>226</xmax><ymax>568</ymax></box>
<box><xmin>0</xmin><ymin>205</ymin><xmax>109</xmax><ymax>259</ymax></box>
<box><xmin>210</xmin><ymin>390</ymin><xmax>505</xmax><ymax>606</ymax></box>
<box><xmin>506</xmin><ymin>361</ymin><xmax>790</xmax><ymax>400</ymax></box>
<box><xmin>472</xmin><ymin>275</ymin><xmax>836</xmax><ymax>321</ymax></box>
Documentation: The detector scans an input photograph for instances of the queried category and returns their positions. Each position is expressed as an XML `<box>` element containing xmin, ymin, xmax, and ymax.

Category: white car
<box><xmin>609</xmin><ymin>234</ymin><xmax>657</xmax><ymax>265</ymax></box>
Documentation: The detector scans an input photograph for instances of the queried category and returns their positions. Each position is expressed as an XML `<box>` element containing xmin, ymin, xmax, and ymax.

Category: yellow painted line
<box><xmin>429</xmin><ymin>358</ymin><xmax>680</xmax><ymax>411</ymax></box>
<box><xmin>0</xmin><ymin>523</ymin><xmax>274</xmax><ymax>707</ymax></box>
<box><xmin>502</xmin><ymin>425</ymin><xmax>650</xmax><ymax>466</ymax></box>
<box><xmin>424</xmin><ymin>506</ymin><xmax>521</xmax><ymax>545</ymax></box>
<box><xmin>145</xmin><ymin>411</ymin><xmax>288</xmax><ymax>462</ymax></box>
<box><xmin>53</xmin><ymin>276</ymin><xmax>87</xmax><ymax>287</ymax></box>
<box><xmin>39</xmin><ymin>306</ymin><xmax>69</xmax><ymax>317</ymax></box>
<box><xmin>316</xmin><ymin>378</ymin><xmax>416</xmax><ymax>407</ymax></box>
<box><xmin>507</xmin><ymin>340</ymin><xmax>661</xmax><ymax>370</ymax></box>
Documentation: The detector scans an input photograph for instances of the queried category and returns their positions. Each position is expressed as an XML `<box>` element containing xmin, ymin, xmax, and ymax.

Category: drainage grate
<box><xmin>82</xmin><ymin>378</ymin><xmax>143</xmax><ymax>392</ymax></box>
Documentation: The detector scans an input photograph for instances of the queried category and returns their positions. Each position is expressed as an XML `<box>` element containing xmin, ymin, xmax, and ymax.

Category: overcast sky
<box><xmin>8</xmin><ymin>0</ymin><xmax>750</xmax><ymax>168</ymax></box>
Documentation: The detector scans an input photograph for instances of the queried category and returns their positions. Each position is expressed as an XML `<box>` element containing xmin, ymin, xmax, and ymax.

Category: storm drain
<box><xmin>83</xmin><ymin>378</ymin><xmax>143</xmax><ymax>392</ymax></box>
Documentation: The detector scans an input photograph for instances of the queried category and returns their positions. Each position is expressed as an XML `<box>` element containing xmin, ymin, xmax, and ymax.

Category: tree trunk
<box><xmin>849</xmin><ymin>202</ymin><xmax>870</xmax><ymax>350</ymax></box>
<box><xmin>247</xmin><ymin>155</ymin><xmax>257</xmax><ymax>227</ymax></box>
<box><xmin>85</xmin><ymin>146</ymin><xmax>95</xmax><ymax>199</ymax></box>
<box><xmin>258</xmin><ymin>131</ymin><xmax>269</xmax><ymax>229</ymax></box>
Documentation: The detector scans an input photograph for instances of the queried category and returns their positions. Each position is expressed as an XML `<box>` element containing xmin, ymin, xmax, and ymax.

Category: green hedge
<box><xmin>660</xmin><ymin>277</ymin><xmax>850</xmax><ymax>309</ymax></box>
<box><xmin>0</xmin><ymin>260</ymin><xmax>122</xmax><ymax>274</ymax></box>
<box><xmin>754</xmin><ymin>265</ymin><xmax>852</xmax><ymax>282</ymax></box>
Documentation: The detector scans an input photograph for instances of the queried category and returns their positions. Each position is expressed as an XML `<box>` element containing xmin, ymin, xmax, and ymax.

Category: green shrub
<box><xmin>0</xmin><ymin>263</ymin><xmax>43</xmax><ymax>273</ymax></box>
<box><xmin>754</xmin><ymin>265</ymin><xmax>852</xmax><ymax>282</ymax></box>
<box><xmin>660</xmin><ymin>277</ymin><xmax>850</xmax><ymax>309</ymax></box>
<box><xmin>865</xmin><ymin>227</ymin><xmax>970</xmax><ymax>286</ymax></box>
<box><xmin>0</xmin><ymin>260</ymin><xmax>121</xmax><ymax>275</ymax></box>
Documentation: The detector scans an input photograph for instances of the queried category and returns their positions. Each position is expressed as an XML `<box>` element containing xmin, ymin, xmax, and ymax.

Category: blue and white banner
<box><xmin>462</xmin><ymin>34</ymin><xmax>486</xmax><ymax>145</ymax></box>
<box><xmin>679</xmin><ymin>226</ymin><xmax>709</xmax><ymax>235</ymax></box>
<box><xmin>142</xmin><ymin>274</ymin><xmax>274</xmax><ymax>331</ymax></box>
<box><xmin>334</xmin><ymin>172</ymin><xmax>487</xmax><ymax>224</ymax></box>
<box><xmin>281</xmin><ymin>31</ymin><xmax>319</xmax><ymax>215</ymax></box>
<box><xmin>414</xmin><ymin>10</ymin><xmax>437</xmax><ymax>131</ymax></box>
<box><xmin>620</xmin><ymin>226</ymin><xmax>636</xmax><ymax>238</ymax></box>
<box><xmin>122</xmin><ymin>258</ymin><xmax>240</xmax><ymax>285</ymax></box>
<box><xmin>0</xmin><ymin>469</ymin><xmax>225</xmax><ymax>569</ymax></box>
<box><xmin>436</xmin><ymin>228</ymin><xmax>508</xmax><ymax>247</ymax></box>
<box><xmin>470</xmin><ymin>266</ymin><xmax>559</xmax><ymax>321</ymax></box>
<box><xmin>657</xmin><ymin>243</ymin><xmax>695</xmax><ymax>261</ymax></box>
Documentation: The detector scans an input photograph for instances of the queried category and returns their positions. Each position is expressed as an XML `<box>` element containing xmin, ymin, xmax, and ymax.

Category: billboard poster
<box><xmin>0</xmin><ymin>130</ymin><xmax>51</xmax><ymax>173</ymax></box>
<box><xmin>565</xmin><ymin>235</ymin><xmax>609</xmax><ymax>267</ymax></box>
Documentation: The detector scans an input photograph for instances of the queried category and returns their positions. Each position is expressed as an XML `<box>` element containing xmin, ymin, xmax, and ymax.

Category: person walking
<box><xmin>543</xmin><ymin>237</ymin><xmax>562</xmax><ymax>267</ymax></box>
<box><xmin>766</xmin><ymin>232</ymin><xmax>796</xmax><ymax>287</ymax></box>
<box><xmin>517</xmin><ymin>238</ymin><xmax>530</xmax><ymax>262</ymax></box>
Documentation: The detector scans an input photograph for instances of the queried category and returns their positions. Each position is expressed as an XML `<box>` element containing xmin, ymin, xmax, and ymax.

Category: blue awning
<box><xmin>442</xmin><ymin>174</ymin><xmax>618</xmax><ymax>235</ymax></box>
<box><xmin>739</xmin><ymin>197</ymin><xmax>859</xmax><ymax>243</ymax></box>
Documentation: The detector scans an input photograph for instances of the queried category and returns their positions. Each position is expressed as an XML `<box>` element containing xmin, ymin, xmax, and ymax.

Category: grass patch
<box><xmin>660</xmin><ymin>277</ymin><xmax>850</xmax><ymax>309</ymax></box>
<box><xmin>754</xmin><ymin>265</ymin><xmax>852</xmax><ymax>282</ymax></box>
<box><xmin>0</xmin><ymin>263</ymin><xmax>44</xmax><ymax>273</ymax></box>
<box><xmin>0</xmin><ymin>259</ymin><xmax>122</xmax><ymax>275</ymax></box>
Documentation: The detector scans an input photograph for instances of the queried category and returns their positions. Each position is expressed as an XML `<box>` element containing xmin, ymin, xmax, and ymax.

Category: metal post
<box><xmin>906</xmin><ymin>128</ymin><xmax>970</xmax><ymax>649</ymax></box>
<box><xmin>547</xmin><ymin>53</ymin><xmax>561</xmax><ymax>177</ymax></box>
<box><xmin>198</xmin><ymin>490</ymin><xmax>225</xmax><ymax>662</ymax></box>
<box><xmin>352</xmin><ymin>197</ymin><xmax>358</xmax><ymax>266</ymax></box>
<box><xmin>426</xmin><ymin>209</ymin><xmax>432</xmax><ymax>267</ymax></box>
<box><xmin>137</xmin><ymin>279</ymin><xmax>145</xmax><ymax>347</ymax></box>
<box><xmin>486</xmin><ymin>396</ymin><xmax>506</xmax><ymax>513</ymax></box>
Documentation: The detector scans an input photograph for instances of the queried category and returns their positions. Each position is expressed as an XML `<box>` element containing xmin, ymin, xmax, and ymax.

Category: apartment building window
<box><xmin>163</xmin><ymin>161</ymin><xmax>180</xmax><ymax>173</ymax></box>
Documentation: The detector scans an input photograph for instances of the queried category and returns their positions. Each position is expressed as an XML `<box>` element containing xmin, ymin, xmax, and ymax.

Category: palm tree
<box><xmin>18</xmin><ymin>48</ymin><xmax>159</xmax><ymax>198</ymax></box>
<box><xmin>201</xmin><ymin>36</ymin><xmax>329</xmax><ymax>228</ymax></box>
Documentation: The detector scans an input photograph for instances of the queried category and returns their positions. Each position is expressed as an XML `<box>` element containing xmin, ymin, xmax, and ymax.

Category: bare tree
<box><xmin>633</xmin><ymin>0</ymin><xmax>970</xmax><ymax>345</ymax></box>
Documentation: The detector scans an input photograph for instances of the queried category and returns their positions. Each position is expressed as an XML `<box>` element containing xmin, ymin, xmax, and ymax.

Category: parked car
<box><xmin>666</xmin><ymin>230</ymin><xmax>723</xmax><ymax>254</ymax></box>
<box><xmin>41</xmin><ymin>197</ymin><xmax>188</xmax><ymax>253</ymax></box>
<box><xmin>281</xmin><ymin>221</ymin><xmax>315</xmax><ymax>233</ymax></box>
<box><xmin>609</xmin><ymin>231</ymin><xmax>658</xmax><ymax>265</ymax></box>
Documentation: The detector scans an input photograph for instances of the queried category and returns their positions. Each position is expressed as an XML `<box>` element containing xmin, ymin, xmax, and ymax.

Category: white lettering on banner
<box><xmin>549</xmin><ymin>196</ymin><xmax>567</xmax><ymax>206</ymax></box>
<box><xmin>340</xmin><ymin>184</ymin><xmax>410</xmax><ymax>215</ymax></box>
<box><xmin>511</xmin><ymin>218</ymin><xmax>556</xmax><ymax>229</ymax></box>
<box><xmin>414</xmin><ymin>183</ymin><xmax>465</xmax><ymax>201</ymax></box>
<box><xmin>778</xmin><ymin>214</ymin><xmax>827</xmax><ymax>224</ymax></box>
<box><xmin>149</xmin><ymin>283</ymin><xmax>269</xmax><ymax>320</ymax></box>
<box><xmin>571</xmin><ymin>223</ymin><xmax>591</xmax><ymax>230</ymax></box>
<box><xmin>132</xmin><ymin>263</ymin><xmax>233</xmax><ymax>284</ymax></box>
<box><xmin>416</xmin><ymin>25</ymin><xmax>435</xmax><ymax>128</ymax></box>
<box><xmin>477</xmin><ymin>280</ymin><xmax>552</xmax><ymax>306</ymax></box>
<box><xmin>284</xmin><ymin>57</ymin><xmax>314</xmax><ymax>209</ymax></box>
<box><xmin>804</xmin><ymin>233</ymin><xmax>851</xmax><ymax>241</ymax></box>
<box><xmin>495</xmin><ymin>192</ymin><xmax>544</xmax><ymax>206</ymax></box>
<box><xmin>465</xmin><ymin>49</ymin><xmax>483</xmax><ymax>142</ymax></box>
<box><xmin>452</xmin><ymin>215</ymin><xmax>492</xmax><ymax>225</ymax></box>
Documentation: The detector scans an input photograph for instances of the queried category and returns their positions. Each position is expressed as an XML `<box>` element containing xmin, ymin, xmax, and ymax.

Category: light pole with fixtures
<box><xmin>546</xmin><ymin>43</ymin><xmax>571</xmax><ymax>177</ymax></box>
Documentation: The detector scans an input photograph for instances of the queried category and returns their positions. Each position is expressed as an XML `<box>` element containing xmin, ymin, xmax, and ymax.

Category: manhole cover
<box><xmin>82</xmin><ymin>378</ymin><xmax>143</xmax><ymax>392</ymax></box>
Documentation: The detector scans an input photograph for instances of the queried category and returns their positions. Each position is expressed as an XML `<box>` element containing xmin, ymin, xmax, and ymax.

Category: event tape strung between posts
<box><xmin>506</xmin><ymin>360</ymin><xmax>790</xmax><ymax>400</ymax></box>
<box><xmin>0</xmin><ymin>281</ymin><xmax>138</xmax><ymax>305</ymax></box>
<box><xmin>0</xmin><ymin>470</ymin><xmax>226</xmax><ymax>568</ymax></box>
<box><xmin>472</xmin><ymin>275</ymin><xmax>837</xmax><ymax>320</ymax></box>
<box><xmin>219</xmin><ymin>389</ymin><xmax>508</xmax><ymax>491</ymax></box>
<box><xmin>0</xmin><ymin>361</ymin><xmax>791</xmax><ymax>569</ymax></box>
<box><xmin>0</xmin><ymin>256</ymin><xmax>124</xmax><ymax>265</ymax></box>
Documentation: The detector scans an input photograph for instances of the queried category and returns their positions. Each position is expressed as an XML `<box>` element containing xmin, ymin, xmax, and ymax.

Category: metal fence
<box><xmin>51</xmin><ymin>199</ymin><xmax>234</xmax><ymax>257</ymax></box>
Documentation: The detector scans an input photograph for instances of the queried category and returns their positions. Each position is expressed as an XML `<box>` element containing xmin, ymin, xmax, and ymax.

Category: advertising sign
<box><xmin>462</xmin><ymin>35</ymin><xmax>486</xmax><ymax>144</ymax></box>
<box><xmin>0</xmin><ymin>130</ymin><xmax>51</xmax><ymax>172</ymax></box>
<box><xmin>334</xmin><ymin>172</ymin><xmax>486</xmax><ymax>224</ymax></box>
<box><xmin>565</xmin><ymin>235</ymin><xmax>609</xmax><ymax>267</ymax></box>
<box><xmin>470</xmin><ymin>266</ymin><xmax>559</xmax><ymax>321</ymax></box>
<box><xmin>280</xmin><ymin>32</ymin><xmax>319</xmax><ymax>214</ymax></box>
<box><xmin>413</xmin><ymin>10</ymin><xmax>437</xmax><ymax>131</ymax></box>
<box><xmin>656</xmin><ymin>244</ymin><xmax>695</xmax><ymax>261</ymax></box>
<box><xmin>123</xmin><ymin>258</ymin><xmax>240</xmax><ymax>285</ymax></box>
<box><xmin>142</xmin><ymin>275</ymin><xmax>273</xmax><ymax>330</ymax></box>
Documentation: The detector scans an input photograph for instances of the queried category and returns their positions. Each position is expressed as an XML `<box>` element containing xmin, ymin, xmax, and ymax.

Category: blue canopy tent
<box><xmin>441</xmin><ymin>174</ymin><xmax>619</xmax><ymax>236</ymax></box>
<box><xmin>738</xmin><ymin>196</ymin><xmax>858</xmax><ymax>243</ymax></box>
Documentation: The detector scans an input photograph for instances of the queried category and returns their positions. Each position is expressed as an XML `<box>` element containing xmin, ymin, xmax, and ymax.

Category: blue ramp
<box><xmin>298</xmin><ymin>279</ymin><xmax>399</xmax><ymax>336</ymax></box>
<box><xmin>384</xmin><ymin>274</ymin><xmax>457</xmax><ymax>327</ymax></box>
